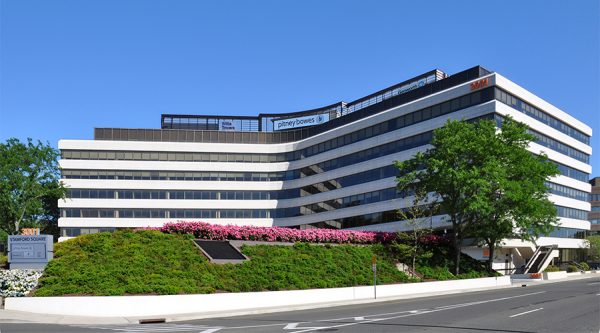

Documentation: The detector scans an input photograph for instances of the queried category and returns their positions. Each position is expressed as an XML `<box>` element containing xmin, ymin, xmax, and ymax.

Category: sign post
<box><xmin>372</xmin><ymin>255</ymin><xmax>377</xmax><ymax>299</ymax></box>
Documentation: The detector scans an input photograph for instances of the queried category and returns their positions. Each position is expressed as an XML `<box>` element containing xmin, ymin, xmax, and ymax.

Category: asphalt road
<box><xmin>1</xmin><ymin>278</ymin><xmax>599</xmax><ymax>333</ymax></box>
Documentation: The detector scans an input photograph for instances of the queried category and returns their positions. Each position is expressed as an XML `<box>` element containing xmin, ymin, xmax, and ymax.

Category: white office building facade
<box><xmin>58</xmin><ymin>66</ymin><xmax>592</xmax><ymax>269</ymax></box>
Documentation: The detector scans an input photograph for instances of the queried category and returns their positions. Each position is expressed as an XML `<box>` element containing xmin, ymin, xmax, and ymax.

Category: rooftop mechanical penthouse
<box><xmin>59</xmin><ymin>66</ymin><xmax>592</xmax><ymax>272</ymax></box>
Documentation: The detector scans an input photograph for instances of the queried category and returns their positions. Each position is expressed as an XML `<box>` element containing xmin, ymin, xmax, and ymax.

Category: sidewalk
<box><xmin>0</xmin><ymin>274</ymin><xmax>597</xmax><ymax>325</ymax></box>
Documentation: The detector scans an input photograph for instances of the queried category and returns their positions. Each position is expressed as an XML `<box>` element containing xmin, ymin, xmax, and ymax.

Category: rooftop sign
<box><xmin>470</xmin><ymin>78</ymin><xmax>489</xmax><ymax>91</ymax></box>
<box><xmin>274</xmin><ymin>113</ymin><xmax>329</xmax><ymax>131</ymax></box>
<box><xmin>219</xmin><ymin>120</ymin><xmax>239</xmax><ymax>131</ymax></box>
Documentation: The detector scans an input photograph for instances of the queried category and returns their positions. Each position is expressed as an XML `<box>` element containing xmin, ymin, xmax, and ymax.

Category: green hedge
<box><xmin>34</xmin><ymin>230</ymin><xmax>412</xmax><ymax>296</ymax></box>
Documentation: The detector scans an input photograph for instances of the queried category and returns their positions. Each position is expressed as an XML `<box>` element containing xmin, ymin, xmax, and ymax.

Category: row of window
<box><xmin>61</xmin><ymin>201</ymin><xmax>587</xmax><ymax>222</ymax></box>
<box><xmin>63</xmin><ymin>186</ymin><xmax>402</xmax><ymax>220</ymax></box>
<box><xmin>66</xmin><ymin>166</ymin><xmax>399</xmax><ymax>201</ymax></box>
<box><xmin>546</xmin><ymin>227</ymin><xmax>587</xmax><ymax>239</ymax></box>
<box><xmin>305</xmin><ymin>209</ymin><xmax>402</xmax><ymax>229</ymax></box>
<box><xmin>300</xmin><ymin>188</ymin><xmax>398</xmax><ymax>215</ymax></box>
<box><xmin>62</xmin><ymin>169</ymin><xmax>290</xmax><ymax>181</ymax></box>
<box><xmin>590</xmin><ymin>219</ymin><xmax>600</xmax><ymax>225</ymax></box>
<box><xmin>495</xmin><ymin>88</ymin><xmax>590</xmax><ymax>145</ymax></box>
<box><xmin>591</xmin><ymin>206</ymin><xmax>600</xmax><ymax>212</ymax></box>
<box><xmin>555</xmin><ymin>162</ymin><xmax>589</xmax><ymax>183</ymax></box>
<box><xmin>545</xmin><ymin>182</ymin><xmax>590</xmax><ymax>202</ymax></box>
<box><xmin>299</xmin><ymin>165</ymin><xmax>398</xmax><ymax>196</ymax></box>
<box><xmin>67</xmin><ymin>189</ymin><xmax>275</xmax><ymax>200</ymax></box>
<box><xmin>61</xmin><ymin>208</ymin><xmax>271</xmax><ymax>219</ymax></box>
<box><xmin>62</xmin><ymin>165</ymin><xmax>398</xmax><ymax>184</ymax></box>
<box><xmin>555</xmin><ymin>205</ymin><xmax>589</xmax><ymax>220</ymax></box>
<box><xmin>62</xmin><ymin>150</ymin><xmax>286</xmax><ymax>163</ymax></box>
<box><xmin>62</xmin><ymin>162</ymin><xmax>590</xmax><ymax>196</ymax></box>
<box><xmin>62</xmin><ymin>186</ymin><xmax>401</xmax><ymax>220</ymax></box>
<box><xmin>591</xmin><ymin>194</ymin><xmax>600</xmax><ymax>201</ymax></box>
<box><xmin>61</xmin><ymin>227</ymin><xmax>116</xmax><ymax>237</ymax></box>
<box><xmin>72</xmin><ymin>180</ymin><xmax>586</xmax><ymax>203</ymax></box>
<box><xmin>529</xmin><ymin>129</ymin><xmax>589</xmax><ymax>163</ymax></box>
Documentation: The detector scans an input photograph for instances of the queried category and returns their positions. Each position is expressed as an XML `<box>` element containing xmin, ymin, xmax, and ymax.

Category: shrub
<box><xmin>544</xmin><ymin>265</ymin><xmax>560</xmax><ymax>272</ymax></box>
<box><xmin>147</xmin><ymin>221</ymin><xmax>399</xmax><ymax>244</ymax></box>
<box><xmin>417</xmin><ymin>266</ymin><xmax>455</xmax><ymax>280</ymax></box>
<box><xmin>566</xmin><ymin>265</ymin><xmax>580</xmax><ymax>273</ymax></box>
<box><xmin>579</xmin><ymin>262</ymin><xmax>590</xmax><ymax>271</ymax></box>
<box><xmin>0</xmin><ymin>269</ymin><xmax>43</xmax><ymax>297</ymax></box>
<box><xmin>0</xmin><ymin>255</ymin><xmax>7</xmax><ymax>267</ymax></box>
<box><xmin>34</xmin><ymin>230</ymin><xmax>412</xmax><ymax>296</ymax></box>
<box><xmin>407</xmin><ymin>237</ymin><xmax>491</xmax><ymax>279</ymax></box>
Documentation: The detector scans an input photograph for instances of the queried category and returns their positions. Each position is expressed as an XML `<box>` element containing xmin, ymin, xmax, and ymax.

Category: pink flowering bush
<box><xmin>143</xmin><ymin>221</ymin><xmax>398</xmax><ymax>244</ymax></box>
<box><xmin>418</xmin><ymin>234</ymin><xmax>451</xmax><ymax>246</ymax></box>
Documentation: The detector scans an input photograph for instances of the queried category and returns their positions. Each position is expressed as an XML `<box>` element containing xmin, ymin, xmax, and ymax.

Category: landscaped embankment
<box><xmin>33</xmin><ymin>230</ymin><xmax>410</xmax><ymax>296</ymax></box>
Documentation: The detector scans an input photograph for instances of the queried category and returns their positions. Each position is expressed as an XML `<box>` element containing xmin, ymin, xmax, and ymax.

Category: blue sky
<box><xmin>1</xmin><ymin>0</ymin><xmax>598</xmax><ymax>172</ymax></box>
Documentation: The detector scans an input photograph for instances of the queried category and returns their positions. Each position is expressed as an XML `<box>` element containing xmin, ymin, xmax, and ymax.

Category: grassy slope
<box><xmin>35</xmin><ymin>230</ymin><xmax>412</xmax><ymax>296</ymax></box>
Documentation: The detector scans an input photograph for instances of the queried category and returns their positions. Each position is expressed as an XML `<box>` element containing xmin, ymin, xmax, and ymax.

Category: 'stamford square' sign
<box><xmin>8</xmin><ymin>235</ymin><xmax>53</xmax><ymax>269</ymax></box>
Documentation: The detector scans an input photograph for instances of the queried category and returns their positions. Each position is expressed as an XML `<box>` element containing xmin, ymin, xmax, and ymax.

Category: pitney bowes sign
<box><xmin>274</xmin><ymin>113</ymin><xmax>330</xmax><ymax>131</ymax></box>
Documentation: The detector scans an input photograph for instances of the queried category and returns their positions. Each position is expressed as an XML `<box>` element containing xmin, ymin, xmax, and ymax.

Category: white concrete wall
<box><xmin>5</xmin><ymin>276</ymin><xmax>510</xmax><ymax>317</ymax></box>
<box><xmin>543</xmin><ymin>271</ymin><xmax>568</xmax><ymax>280</ymax></box>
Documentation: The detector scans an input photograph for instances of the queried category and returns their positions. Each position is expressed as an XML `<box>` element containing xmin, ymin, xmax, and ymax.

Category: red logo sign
<box><xmin>470</xmin><ymin>78</ymin><xmax>489</xmax><ymax>91</ymax></box>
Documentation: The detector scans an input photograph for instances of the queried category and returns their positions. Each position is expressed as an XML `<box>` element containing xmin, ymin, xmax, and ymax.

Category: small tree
<box><xmin>586</xmin><ymin>235</ymin><xmax>600</xmax><ymax>263</ymax></box>
<box><xmin>394</xmin><ymin>188</ymin><xmax>436</xmax><ymax>276</ymax></box>
<box><xmin>0</xmin><ymin>138</ymin><xmax>66</xmax><ymax>235</ymax></box>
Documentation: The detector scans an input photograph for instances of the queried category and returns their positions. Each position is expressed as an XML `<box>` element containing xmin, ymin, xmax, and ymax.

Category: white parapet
<box><xmin>5</xmin><ymin>276</ymin><xmax>510</xmax><ymax>317</ymax></box>
<box><xmin>543</xmin><ymin>271</ymin><xmax>568</xmax><ymax>280</ymax></box>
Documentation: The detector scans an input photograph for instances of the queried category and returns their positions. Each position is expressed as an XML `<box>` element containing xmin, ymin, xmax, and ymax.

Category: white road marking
<box><xmin>509</xmin><ymin>307</ymin><xmax>544</xmax><ymax>318</ymax></box>
<box><xmin>287</xmin><ymin>291</ymin><xmax>547</xmax><ymax>333</ymax></box>
<box><xmin>354</xmin><ymin>317</ymin><xmax>365</xmax><ymax>321</ymax></box>
<box><xmin>283</xmin><ymin>322</ymin><xmax>329</xmax><ymax>330</ymax></box>
<box><xmin>226</xmin><ymin>323</ymin><xmax>300</xmax><ymax>329</ymax></box>
<box><xmin>314</xmin><ymin>309</ymin><xmax>422</xmax><ymax>322</ymax></box>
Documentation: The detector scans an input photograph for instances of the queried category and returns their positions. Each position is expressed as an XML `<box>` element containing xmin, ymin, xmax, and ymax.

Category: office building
<box><xmin>58</xmin><ymin>66</ymin><xmax>592</xmax><ymax>271</ymax></box>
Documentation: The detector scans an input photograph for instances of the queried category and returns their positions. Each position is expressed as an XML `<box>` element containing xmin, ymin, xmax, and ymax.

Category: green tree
<box><xmin>20</xmin><ymin>181</ymin><xmax>63</xmax><ymax>239</ymax></box>
<box><xmin>586</xmin><ymin>235</ymin><xmax>600</xmax><ymax>262</ymax></box>
<box><xmin>464</xmin><ymin>118</ymin><xmax>558</xmax><ymax>271</ymax></box>
<box><xmin>395</xmin><ymin>117</ymin><xmax>558</xmax><ymax>274</ymax></box>
<box><xmin>0</xmin><ymin>138</ymin><xmax>66</xmax><ymax>235</ymax></box>
<box><xmin>394</xmin><ymin>188</ymin><xmax>436</xmax><ymax>276</ymax></box>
